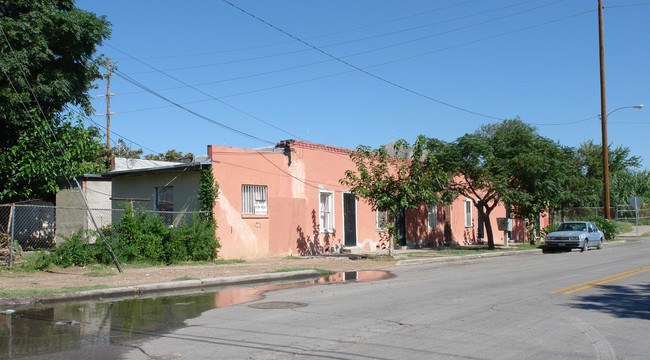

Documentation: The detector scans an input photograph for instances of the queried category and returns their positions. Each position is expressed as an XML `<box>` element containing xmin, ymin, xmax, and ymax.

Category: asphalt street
<box><xmin>119</xmin><ymin>238</ymin><xmax>649</xmax><ymax>360</ymax></box>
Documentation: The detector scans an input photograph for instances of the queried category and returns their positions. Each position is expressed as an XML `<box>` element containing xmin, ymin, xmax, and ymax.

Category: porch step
<box><xmin>341</xmin><ymin>246</ymin><xmax>364</xmax><ymax>254</ymax></box>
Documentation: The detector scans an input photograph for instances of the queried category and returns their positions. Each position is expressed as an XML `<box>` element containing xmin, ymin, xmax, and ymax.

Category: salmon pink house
<box><xmin>208</xmin><ymin>140</ymin><xmax>535</xmax><ymax>260</ymax></box>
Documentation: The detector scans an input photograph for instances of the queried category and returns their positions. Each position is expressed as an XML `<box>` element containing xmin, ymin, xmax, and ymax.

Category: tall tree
<box><xmin>0</xmin><ymin>0</ymin><xmax>111</xmax><ymax>201</ymax></box>
<box><xmin>430</xmin><ymin>118</ymin><xmax>572</xmax><ymax>248</ymax></box>
<box><xmin>575</xmin><ymin>140</ymin><xmax>642</xmax><ymax>207</ymax></box>
<box><xmin>0</xmin><ymin>114</ymin><xmax>105</xmax><ymax>202</ymax></box>
<box><xmin>610</xmin><ymin>169</ymin><xmax>650</xmax><ymax>206</ymax></box>
<box><xmin>145</xmin><ymin>149</ymin><xmax>194</xmax><ymax>161</ymax></box>
<box><xmin>340</xmin><ymin>136</ymin><xmax>450</xmax><ymax>255</ymax></box>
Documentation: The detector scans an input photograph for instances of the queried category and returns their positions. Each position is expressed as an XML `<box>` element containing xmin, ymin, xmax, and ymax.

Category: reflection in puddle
<box><xmin>0</xmin><ymin>271</ymin><xmax>389</xmax><ymax>358</ymax></box>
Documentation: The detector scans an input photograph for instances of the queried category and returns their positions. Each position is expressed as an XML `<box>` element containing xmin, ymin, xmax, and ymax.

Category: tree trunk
<box><xmin>479</xmin><ymin>204</ymin><xmax>496</xmax><ymax>250</ymax></box>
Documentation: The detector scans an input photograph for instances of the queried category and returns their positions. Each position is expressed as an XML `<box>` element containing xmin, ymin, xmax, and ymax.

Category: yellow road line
<box><xmin>550</xmin><ymin>265</ymin><xmax>650</xmax><ymax>294</ymax></box>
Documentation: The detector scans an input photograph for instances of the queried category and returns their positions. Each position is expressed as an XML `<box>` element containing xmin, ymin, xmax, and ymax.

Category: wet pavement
<box><xmin>0</xmin><ymin>271</ymin><xmax>390</xmax><ymax>359</ymax></box>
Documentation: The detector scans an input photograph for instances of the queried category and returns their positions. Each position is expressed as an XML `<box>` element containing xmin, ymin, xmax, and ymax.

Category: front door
<box><xmin>343</xmin><ymin>193</ymin><xmax>357</xmax><ymax>246</ymax></box>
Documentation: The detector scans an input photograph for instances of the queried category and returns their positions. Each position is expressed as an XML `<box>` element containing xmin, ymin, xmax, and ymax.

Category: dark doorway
<box><xmin>343</xmin><ymin>193</ymin><xmax>357</xmax><ymax>246</ymax></box>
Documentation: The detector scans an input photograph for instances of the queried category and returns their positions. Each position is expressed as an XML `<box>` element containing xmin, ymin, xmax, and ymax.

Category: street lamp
<box><xmin>600</xmin><ymin>104</ymin><xmax>644</xmax><ymax>219</ymax></box>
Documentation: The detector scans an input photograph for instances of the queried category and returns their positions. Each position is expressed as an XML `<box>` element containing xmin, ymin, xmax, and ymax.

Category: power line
<box><xmin>0</xmin><ymin>23</ymin><xmax>123</xmax><ymax>272</ymax></box>
<box><xmin>117</xmin><ymin>0</ymin><xmax>558</xmax><ymax>96</ymax></box>
<box><xmin>108</xmin><ymin>44</ymin><xmax>304</xmax><ymax>141</ymax></box>
<box><xmin>115</xmin><ymin>7</ymin><xmax>596</xmax><ymax>123</ymax></box>
<box><xmin>125</xmin><ymin>0</ymin><xmax>546</xmax><ymax>76</ymax></box>
<box><xmin>84</xmin><ymin>115</ymin><xmax>160</xmax><ymax>154</ymax></box>
<box><xmin>114</xmin><ymin>69</ymin><xmax>276</xmax><ymax>145</ymax></box>
<box><xmin>526</xmin><ymin>116</ymin><xmax>598</xmax><ymax>126</ymax></box>
<box><xmin>112</xmin><ymin>1</ymin><xmax>477</xmax><ymax>62</ymax></box>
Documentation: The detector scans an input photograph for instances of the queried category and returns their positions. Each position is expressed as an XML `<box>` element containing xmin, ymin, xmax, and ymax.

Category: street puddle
<box><xmin>0</xmin><ymin>270</ymin><xmax>389</xmax><ymax>358</ymax></box>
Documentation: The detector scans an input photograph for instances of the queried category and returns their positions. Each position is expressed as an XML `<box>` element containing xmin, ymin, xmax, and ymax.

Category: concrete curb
<box><xmin>0</xmin><ymin>269</ymin><xmax>322</xmax><ymax>307</ymax></box>
<box><xmin>395</xmin><ymin>249</ymin><xmax>541</xmax><ymax>266</ymax></box>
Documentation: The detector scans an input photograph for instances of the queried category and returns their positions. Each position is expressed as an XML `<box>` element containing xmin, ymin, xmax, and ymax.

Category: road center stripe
<box><xmin>550</xmin><ymin>265</ymin><xmax>650</xmax><ymax>294</ymax></box>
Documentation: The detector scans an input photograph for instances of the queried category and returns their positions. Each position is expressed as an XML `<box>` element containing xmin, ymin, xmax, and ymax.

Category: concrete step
<box><xmin>341</xmin><ymin>246</ymin><xmax>364</xmax><ymax>254</ymax></box>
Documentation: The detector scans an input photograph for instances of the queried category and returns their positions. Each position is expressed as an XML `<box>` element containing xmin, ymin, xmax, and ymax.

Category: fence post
<box><xmin>9</xmin><ymin>203</ymin><xmax>15</xmax><ymax>269</ymax></box>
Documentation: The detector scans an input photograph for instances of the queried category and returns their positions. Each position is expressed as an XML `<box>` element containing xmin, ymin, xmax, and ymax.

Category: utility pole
<box><xmin>96</xmin><ymin>58</ymin><xmax>115</xmax><ymax>147</ymax></box>
<box><xmin>106</xmin><ymin>58</ymin><xmax>111</xmax><ymax>147</ymax></box>
<box><xmin>598</xmin><ymin>0</ymin><xmax>610</xmax><ymax>219</ymax></box>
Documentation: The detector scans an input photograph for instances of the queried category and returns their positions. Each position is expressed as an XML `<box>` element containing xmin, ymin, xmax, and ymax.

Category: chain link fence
<box><xmin>616</xmin><ymin>204</ymin><xmax>650</xmax><ymax>224</ymax></box>
<box><xmin>1</xmin><ymin>204</ymin><xmax>206</xmax><ymax>268</ymax></box>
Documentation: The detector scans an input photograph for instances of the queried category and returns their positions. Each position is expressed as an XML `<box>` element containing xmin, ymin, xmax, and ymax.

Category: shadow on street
<box><xmin>568</xmin><ymin>283</ymin><xmax>650</xmax><ymax>320</ymax></box>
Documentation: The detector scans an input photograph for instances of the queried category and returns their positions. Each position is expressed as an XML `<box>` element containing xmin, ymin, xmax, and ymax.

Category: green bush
<box><xmin>541</xmin><ymin>223</ymin><xmax>558</xmax><ymax>239</ymax></box>
<box><xmin>41</xmin><ymin>204</ymin><xmax>220</xmax><ymax>269</ymax></box>
<box><xmin>585</xmin><ymin>216</ymin><xmax>618</xmax><ymax>240</ymax></box>
<box><xmin>51</xmin><ymin>232</ymin><xmax>98</xmax><ymax>267</ymax></box>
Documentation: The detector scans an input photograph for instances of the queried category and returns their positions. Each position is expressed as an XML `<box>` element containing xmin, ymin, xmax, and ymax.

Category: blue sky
<box><xmin>76</xmin><ymin>0</ymin><xmax>650</xmax><ymax>169</ymax></box>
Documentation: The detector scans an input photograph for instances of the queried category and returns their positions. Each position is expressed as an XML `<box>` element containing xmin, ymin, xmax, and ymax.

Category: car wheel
<box><xmin>581</xmin><ymin>240</ymin><xmax>587</xmax><ymax>252</ymax></box>
<box><xmin>597</xmin><ymin>238</ymin><xmax>603</xmax><ymax>250</ymax></box>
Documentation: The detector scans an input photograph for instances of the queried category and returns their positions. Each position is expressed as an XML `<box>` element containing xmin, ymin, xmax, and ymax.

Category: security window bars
<box><xmin>242</xmin><ymin>185</ymin><xmax>267</xmax><ymax>215</ymax></box>
<box><xmin>319</xmin><ymin>191</ymin><xmax>334</xmax><ymax>232</ymax></box>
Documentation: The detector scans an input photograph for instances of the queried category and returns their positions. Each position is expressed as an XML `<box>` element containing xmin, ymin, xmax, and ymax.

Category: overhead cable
<box><xmin>108</xmin><ymin>44</ymin><xmax>304</xmax><ymax>141</ymax></box>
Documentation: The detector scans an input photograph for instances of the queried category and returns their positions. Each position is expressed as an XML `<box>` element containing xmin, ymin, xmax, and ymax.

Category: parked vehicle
<box><xmin>545</xmin><ymin>221</ymin><xmax>604</xmax><ymax>252</ymax></box>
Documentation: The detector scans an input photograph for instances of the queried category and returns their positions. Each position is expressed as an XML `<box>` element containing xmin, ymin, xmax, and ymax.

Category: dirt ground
<box><xmin>0</xmin><ymin>255</ymin><xmax>395</xmax><ymax>292</ymax></box>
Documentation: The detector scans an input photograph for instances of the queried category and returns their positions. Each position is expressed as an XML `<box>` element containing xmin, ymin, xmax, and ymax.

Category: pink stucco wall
<box><xmin>209</xmin><ymin>141</ymin><xmax>546</xmax><ymax>259</ymax></box>
<box><xmin>209</xmin><ymin>142</ymin><xmax>386</xmax><ymax>259</ymax></box>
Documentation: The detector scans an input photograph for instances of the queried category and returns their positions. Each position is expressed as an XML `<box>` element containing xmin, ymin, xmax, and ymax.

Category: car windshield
<box><xmin>556</xmin><ymin>223</ymin><xmax>587</xmax><ymax>232</ymax></box>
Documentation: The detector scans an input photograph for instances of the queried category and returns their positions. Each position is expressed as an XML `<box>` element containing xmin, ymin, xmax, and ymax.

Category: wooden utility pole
<box><xmin>96</xmin><ymin>58</ymin><xmax>115</xmax><ymax>147</ymax></box>
<box><xmin>598</xmin><ymin>0</ymin><xmax>610</xmax><ymax>219</ymax></box>
<box><xmin>105</xmin><ymin>58</ymin><xmax>112</xmax><ymax>148</ymax></box>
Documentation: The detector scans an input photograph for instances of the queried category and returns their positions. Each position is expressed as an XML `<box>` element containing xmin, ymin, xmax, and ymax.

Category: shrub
<box><xmin>51</xmin><ymin>232</ymin><xmax>97</xmax><ymax>267</ymax></box>
<box><xmin>41</xmin><ymin>204</ymin><xmax>220</xmax><ymax>269</ymax></box>
<box><xmin>184</xmin><ymin>215</ymin><xmax>219</xmax><ymax>261</ymax></box>
<box><xmin>585</xmin><ymin>216</ymin><xmax>618</xmax><ymax>240</ymax></box>
<box><xmin>541</xmin><ymin>223</ymin><xmax>558</xmax><ymax>239</ymax></box>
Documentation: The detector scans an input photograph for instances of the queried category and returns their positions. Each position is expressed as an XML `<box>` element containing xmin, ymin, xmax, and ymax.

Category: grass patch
<box><xmin>640</xmin><ymin>231</ymin><xmax>650</xmax><ymax>237</ymax></box>
<box><xmin>616</xmin><ymin>221</ymin><xmax>634</xmax><ymax>234</ymax></box>
<box><xmin>172</xmin><ymin>276</ymin><xmax>198</xmax><ymax>281</ymax></box>
<box><xmin>433</xmin><ymin>248</ymin><xmax>497</xmax><ymax>256</ymax></box>
<box><xmin>213</xmin><ymin>259</ymin><xmax>245</xmax><ymax>265</ymax></box>
<box><xmin>83</xmin><ymin>269</ymin><xmax>115</xmax><ymax>277</ymax></box>
<box><xmin>0</xmin><ymin>285</ymin><xmax>110</xmax><ymax>299</ymax></box>
<box><xmin>367</xmin><ymin>255</ymin><xmax>403</xmax><ymax>261</ymax></box>
<box><xmin>285</xmin><ymin>256</ymin><xmax>302</xmax><ymax>260</ymax></box>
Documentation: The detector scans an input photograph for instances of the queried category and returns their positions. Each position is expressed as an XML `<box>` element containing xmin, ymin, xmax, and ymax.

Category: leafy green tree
<box><xmin>0</xmin><ymin>114</ymin><xmax>105</xmax><ymax>202</ymax></box>
<box><xmin>575</xmin><ymin>140</ymin><xmax>642</xmax><ymax>207</ymax></box>
<box><xmin>145</xmin><ymin>149</ymin><xmax>194</xmax><ymax>161</ymax></box>
<box><xmin>430</xmin><ymin>118</ymin><xmax>573</xmax><ymax>248</ymax></box>
<box><xmin>499</xmin><ymin>135</ymin><xmax>576</xmax><ymax>242</ymax></box>
<box><xmin>341</xmin><ymin>136</ymin><xmax>450</xmax><ymax>255</ymax></box>
<box><xmin>0</xmin><ymin>0</ymin><xmax>111</xmax><ymax>201</ymax></box>
<box><xmin>1</xmin><ymin>0</ymin><xmax>111</xmax><ymax>149</ymax></box>
<box><xmin>610</xmin><ymin>169</ymin><xmax>650</xmax><ymax>206</ymax></box>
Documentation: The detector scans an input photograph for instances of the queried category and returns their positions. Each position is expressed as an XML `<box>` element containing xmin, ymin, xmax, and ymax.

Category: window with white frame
<box><xmin>427</xmin><ymin>205</ymin><xmax>437</xmax><ymax>230</ymax></box>
<box><xmin>319</xmin><ymin>191</ymin><xmax>334</xmax><ymax>232</ymax></box>
<box><xmin>155</xmin><ymin>186</ymin><xmax>173</xmax><ymax>212</ymax></box>
<box><xmin>464</xmin><ymin>199</ymin><xmax>473</xmax><ymax>227</ymax></box>
<box><xmin>242</xmin><ymin>185</ymin><xmax>267</xmax><ymax>215</ymax></box>
<box><xmin>376</xmin><ymin>210</ymin><xmax>393</xmax><ymax>230</ymax></box>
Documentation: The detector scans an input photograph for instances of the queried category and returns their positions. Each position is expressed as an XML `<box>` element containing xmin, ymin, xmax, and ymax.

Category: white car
<box><xmin>545</xmin><ymin>221</ymin><xmax>604</xmax><ymax>252</ymax></box>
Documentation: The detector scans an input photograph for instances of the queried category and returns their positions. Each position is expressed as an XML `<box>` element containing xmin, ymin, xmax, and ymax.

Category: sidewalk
<box><xmin>0</xmin><ymin>248</ymin><xmax>542</xmax><ymax>306</ymax></box>
<box><xmin>619</xmin><ymin>225</ymin><xmax>650</xmax><ymax>237</ymax></box>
